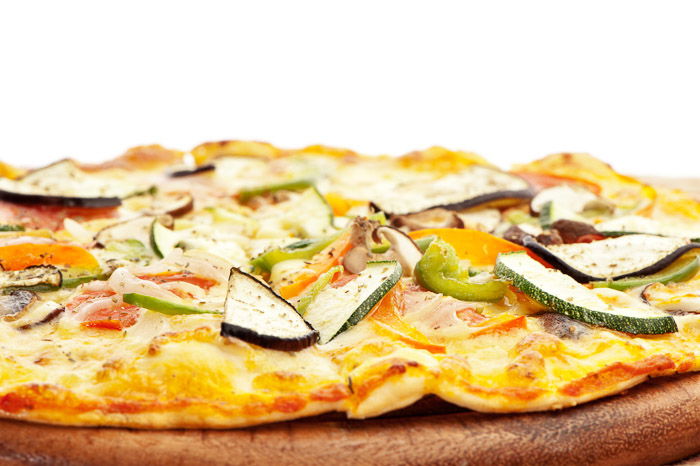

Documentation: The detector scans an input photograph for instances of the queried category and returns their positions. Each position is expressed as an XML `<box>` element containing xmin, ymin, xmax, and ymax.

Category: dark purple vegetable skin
<box><xmin>221</xmin><ymin>321</ymin><xmax>318</xmax><ymax>352</ymax></box>
<box><xmin>220</xmin><ymin>268</ymin><xmax>319</xmax><ymax>352</ymax></box>
<box><xmin>371</xmin><ymin>188</ymin><xmax>533</xmax><ymax>216</ymax></box>
<box><xmin>0</xmin><ymin>188</ymin><xmax>121</xmax><ymax>208</ymax></box>
<box><xmin>169</xmin><ymin>164</ymin><xmax>216</xmax><ymax>178</ymax></box>
<box><xmin>523</xmin><ymin>235</ymin><xmax>700</xmax><ymax>283</ymax></box>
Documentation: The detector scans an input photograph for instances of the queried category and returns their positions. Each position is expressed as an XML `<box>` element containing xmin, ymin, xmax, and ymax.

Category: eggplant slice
<box><xmin>221</xmin><ymin>267</ymin><xmax>318</xmax><ymax>351</ymax></box>
<box><xmin>0</xmin><ymin>188</ymin><xmax>121</xmax><ymax>208</ymax></box>
<box><xmin>0</xmin><ymin>266</ymin><xmax>63</xmax><ymax>290</ymax></box>
<box><xmin>390</xmin><ymin>208</ymin><xmax>463</xmax><ymax>231</ymax></box>
<box><xmin>524</xmin><ymin>234</ymin><xmax>700</xmax><ymax>282</ymax></box>
<box><xmin>373</xmin><ymin>225</ymin><xmax>423</xmax><ymax>276</ymax></box>
<box><xmin>169</xmin><ymin>164</ymin><xmax>216</xmax><ymax>178</ymax></box>
<box><xmin>0</xmin><ymin>159</ymin><xmax>134</xmax><ymax>208</ymax></box>
<box><xmin>370</xmin><ymin>165</ymin><xmax>532</xmax><ymax>216</ymax></box>
<box><xmin>597</xmin><ymin>215</ymin><xmax>700</xmax><ymax>242</ymax></box>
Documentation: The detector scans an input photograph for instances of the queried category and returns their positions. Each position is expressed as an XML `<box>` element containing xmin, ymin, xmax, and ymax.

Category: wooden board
<box><xmin>2</xmin><ymin>374</ymin><xmax>700</xmax><ymax>466</ymax></box>
<box><xmin>1</xmin><ymin>176</ymin><xmax>700</xmax><ymax>466</ymax></box>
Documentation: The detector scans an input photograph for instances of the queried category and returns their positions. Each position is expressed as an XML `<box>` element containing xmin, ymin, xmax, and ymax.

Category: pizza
<box><xmin>1</xmin><ymin>141</ymin><xmax>700</xmax><ymax>429</ymax></box>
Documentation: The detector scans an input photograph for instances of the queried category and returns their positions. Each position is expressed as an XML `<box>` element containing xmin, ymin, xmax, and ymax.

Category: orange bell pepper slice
<box><xmin>279</xmin><ymin>230</ymin><xmax>354</xmax><ymax>299</ymax></box>
<box><xmin>370</xmin><ymin>283</ymin><xmax>446</xmax><ymax>354</ymax></box>
<box><xmin>469</xmin><ymin>314</ymin><xmax>527</xmax><ymax>337</ymax></box>
<box><xmin>408</xmin><ymin>228</ymin><xmax>548</xmax><ymax>268</ymax></box>
<box><xmin>324</xmin><ymin>192</ymin><xmax>368</xmax><ymax>217</ymax></box>
<box><xmin>0</xmin><ymin>243</ymin><xmax>100</xmax><ymax>271</ymax></box>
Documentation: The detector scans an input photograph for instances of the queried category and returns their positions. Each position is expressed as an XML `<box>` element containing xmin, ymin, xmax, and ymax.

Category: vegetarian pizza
<box><xmin>1</xmin><ymin>142</ymin><xmax>700</xmax><ymax>428</ymax></box>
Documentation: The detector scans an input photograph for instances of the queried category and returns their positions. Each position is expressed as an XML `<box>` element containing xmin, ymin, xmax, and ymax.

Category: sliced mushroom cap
<box><xmin>391</xmin><ymin>208</ymin><xmax>463</xmax><ymax>232</ymax></box>
<box><xmin>550</xmin><ymin>219</ymin><xmax>602</xmax><ymax>244</ymax></box>
<box><xmin>343</xmin><ymin>245</ymin><xmax>371</xmax><ymax>274</ymax></box>
<box><xmin>0</xmin><ymin>290</ymin><xmax>37</xmax><ymax>319</ymax></box>
<box><xmin>374</xmin><ymin>226</ymin><xmax>423</xmax><ymax>277</ymax></box>
<box><xmin>11</xmin><ymin>300</ymin><xmax>65</xmax><ymax>330</ymax></box>
<box><xmin>143</xmin><ymin>192</ymin><xmax>195</xmax><ymax>218</ymax></box>
<box><xmin>342</xmin><ymin>217</ymin><xmax>379</xmax><ymax>274</ymax></box>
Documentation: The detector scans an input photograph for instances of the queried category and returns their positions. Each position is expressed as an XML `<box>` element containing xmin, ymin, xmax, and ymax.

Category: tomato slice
<box><xmin>0</xmin><ymin>201</ymin><xmax>117</xmax><ymax>231</ymax></box>
<box><xmin>67</xmin><ymin>291</ymin><xmax>141</xmax><ymax>330</ymax></box>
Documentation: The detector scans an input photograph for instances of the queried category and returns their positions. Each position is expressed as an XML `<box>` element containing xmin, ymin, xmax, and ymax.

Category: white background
<box><xmin>1</xmin><ymin>0</ymin><xmax>699</xmax><ymax>176</ymax></box>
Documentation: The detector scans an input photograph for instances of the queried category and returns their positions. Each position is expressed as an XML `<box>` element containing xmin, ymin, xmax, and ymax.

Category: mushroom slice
<box><xmin>0</xmin><ymin>290</ymin><xmax>37</xmax><ymax>318</ymax></box>
<box><xmin>10</xmin><ymin>300</ymin><xmax>65</xmax><ymax>330</ymax></box>
<box><xmin>343</xmin><ymin>245</ymin><xmax>371</xmax><ymax>274</ymax></box>
<box><xmin>140</xmin><ymin>191</ymin><xmax>195</xmax><ymax>218</ymax></box>
<box><xmin>374</xmin><ymin>226</ymin><xmax>423</xmax><ymax>277</ymax></box>
<box><xmin>341</xmin><ymin>217</ymin><xmax>380</xmax><ymax>274</ymax></box>
<box><xmin>391</xmin><ymin>208</ymin><xmax>463</xmax><ymax>231</ymax></box>
<box><xmin>0</xmin><ymin>266</ymin><xmax>63</xmax><ymax>291</ymax></box>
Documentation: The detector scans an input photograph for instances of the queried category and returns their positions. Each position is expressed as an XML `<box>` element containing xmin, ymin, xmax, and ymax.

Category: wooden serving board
<box><xmin>1</xmin><ymin>177</ymin><xmax>700</xmax><ymax>466</ymax></box>
<box><xmin>3</xmin><ymin>373</ymin><xmax>700</xmax><ymax>466</ymax></box>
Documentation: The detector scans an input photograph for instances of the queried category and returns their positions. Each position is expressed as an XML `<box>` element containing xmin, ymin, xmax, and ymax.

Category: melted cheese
<box><xmin>1</xmin><ymin>146</ymin><xmax>700</xmax><ymax>428</ymax></box>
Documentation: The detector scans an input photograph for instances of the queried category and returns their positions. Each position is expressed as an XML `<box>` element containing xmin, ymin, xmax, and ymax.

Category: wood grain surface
<box><xmin>1</xmin><ymin>176</ymin><xmax>699</xmax><ymax>466</ymax></box>
<box><xmin>2</xmin><ymin>374</ymin><xmax>700</xmax><ymax>466</ymax></box>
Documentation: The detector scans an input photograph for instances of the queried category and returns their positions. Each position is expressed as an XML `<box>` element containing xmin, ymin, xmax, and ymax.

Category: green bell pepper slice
<box><xmin>592</xmin><ymin>254</ymin><xmax>700</xmax><ymax>291</ymax></box>
<box><xmin>251</xmin><ymin>233</ymin><xmax>341</xmax><ymax>272</ymax></box>
<box><xmin>415</xmin><ymin>239</ymin><xmax>506</xmax><ymax>302</ymax></box>
<box><xmin>295</xmin><ymin>265</ymin><xmax>344</xmax><ymax>315</ymax></box>
<box><xmin>238</xmin><ymin>179</ymin><xmax>315</xmax><ymax>202</ymax></box>
<box><xmin>123</xmin><ymin>293</ymin><xmax>222</xmax><ymax>315</ymax></box>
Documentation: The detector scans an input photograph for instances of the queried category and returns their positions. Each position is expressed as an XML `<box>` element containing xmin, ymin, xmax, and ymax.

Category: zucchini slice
<box><xmin>95</xmin><ymin>215</ymin><xmax>170</xmax><ymax>250</ymax></box>
<box><xmin>284</xmin><ymin>187</ymin><xmax>335</xmax><ymax>238</ymax></box>
<box><xmin>303</xmin><ymin>261</ymin><xmax>402</xmax><ymax>344</ymax></box>
<box><xmin>221</xmin><ymin>267</ymin><xmax>318</xmax><ymax>351</ymax></box>
<box><xmin>370</xmin><ymin>165</ymin><xmax>531</xmax><ymax>215</ymax></box>
<box><xmin>524</xmin><ymin>234</ymin><xmax>700</xmax><ymax>282</ymax></box>
<box><xmin>593</xmin><ymin>254</ymin><xmax>700</xmax><ymax>291</ymax></box>
<box><xmin>0</xmin><ymin>225</ymin><xmax>25</xmax><ymax>232</ymax></box>
<box><xmin>238</xmin><ymin>179</ymin><xmax>314</xmax><ymax>202</ymax></box>
<box><xmin>253</xmin><ymin>186</ymin><xmax>335</xmax><ymax>239</ymax></box>
<box><xmin>530</xmin><ymin>184</ymin><xmax>600</xmax><ymax>215</ymax></box>
<box><xmin>495</xmin><ymin>251</ymin><xmax>677</xmax><ymax>334</ymax></box>
<box><xmin>0</xmin><ymin>266</ymin><xmax>63</xmax><ymax>291</ymax></box>
<box><xmin>538</xmin><ymin>200</ymin><xmax>587</xmax><ymax>229</ymax></box>
<box><xmin>150</xmin><ymin>220</ymin><xmax>181</xmax><ymax>258</ymax></box>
